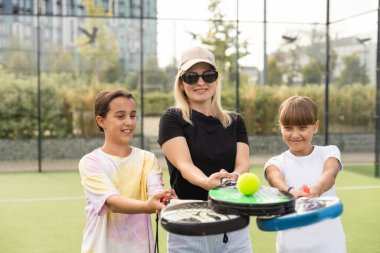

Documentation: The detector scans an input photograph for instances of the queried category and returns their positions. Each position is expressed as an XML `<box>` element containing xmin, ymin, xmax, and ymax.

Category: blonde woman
<box><xmin>158</xmin><ymin>46</ymin><xmax>253</xmax><ymax>253</ymax></box>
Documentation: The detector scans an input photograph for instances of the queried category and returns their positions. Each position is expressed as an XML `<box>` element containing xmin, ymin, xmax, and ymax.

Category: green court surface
<box><xmin>0</xmin><ymin>165</ymin><xmax>379</xmax><ymax>253</ymax></box>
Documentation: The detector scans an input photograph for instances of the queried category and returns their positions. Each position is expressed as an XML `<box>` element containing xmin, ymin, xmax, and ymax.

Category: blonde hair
<box><xmin>173</xmin><ymin>69</ymin><xmax>232</xmax><ymax>128</ymax></box>
<box><xmin>279</xmin><ymin>95</ymin><xmax>319</xmax><ymax>126</ymax></box>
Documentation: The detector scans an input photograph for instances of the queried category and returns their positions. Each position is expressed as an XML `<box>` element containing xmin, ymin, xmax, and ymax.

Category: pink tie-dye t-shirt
<box><xmin>79</xmin><ymin>147</ymin><xmax>164</xmax><ymax>253</ymax></box>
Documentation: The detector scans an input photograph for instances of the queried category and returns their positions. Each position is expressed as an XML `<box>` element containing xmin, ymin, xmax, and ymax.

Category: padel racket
<box><xmin>256</xmin><ymin>196</ymin><xmax>343</xmax><ymax>231</ymax></box>
<box><xmin>160</xmin><ymin>201</ymin><xmax>249</xmax><ymax>236</ymax></box>
<box><xmin>209</xmin><ymin>183</ymin><xmax>295</xmax><ymax>216</ymax></box>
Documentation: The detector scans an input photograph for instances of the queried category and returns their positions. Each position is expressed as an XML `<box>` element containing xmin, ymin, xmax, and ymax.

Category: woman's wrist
<box><xmin>232</xmin><ymin>172</ymin><xmax>240</xmax><ymax>180</ymax></box>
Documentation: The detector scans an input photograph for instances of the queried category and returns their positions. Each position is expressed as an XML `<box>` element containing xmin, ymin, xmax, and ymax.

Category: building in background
<box><xmin>0</xmin><ymin>0</ymin><xmax>157</xmax><ymax>77</ymax></box>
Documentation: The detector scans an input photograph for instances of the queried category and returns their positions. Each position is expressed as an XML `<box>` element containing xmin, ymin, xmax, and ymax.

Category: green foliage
<box><xmin>329</xmin><ymin>84</ymin><xmax>375</xmax><ymax>131</ymax></box>
<box><xmin>336</xmin><ymin>54</ymin><xmax>368</xmax><ymax>86</ymax></box>
<box><xmin>0</xmin><ymin>70</ymin><xmax>126</xmax><ymax>139</ymax></box>
<box><xmin>136</xmin><ymin>92</ymin><xmax>174</xmax><ymax>116</ymax></box>
<box><xmin>267</xmin><ymin>57</ymin><xmax>284</xmax><ymax>85</ymax></box>
<box><xmin>49</xmin><ymin>50</ymin><xmax>77</xmax><ymax>74</ymax></box>
<box><xmin>0</xmin><ymin>69</ymin><xmax>375</xmax><ymax>139</ymax></box>
<box><xmin>198</xmin><ymin>0</ymin><xmax>249</xmax><ymax>86</ymax></box>
<box><xmin>2</xmin><ymin>36</ymin><xmax>35</xmax><ymax>76</ymax></box>
<box><xmin>241</xmin><ymin>86</ymin><xmax>281</xmax><ymax>134</ymax></box>
<box><xmin>75</xmin><ymin>0</ymin><xmax>120</xmax><ymax>82</ymax></box>
<box><xmin>240</xmin><ymin>84</ymin><xmax>374</xmax><ymax>135</ymax></box>
<box><xmin>301</xmin><ymin>59</ymin><xmax>324</xmax><ymax>85</ymax></box>
<box><xmin>0</xmin><ymin>72</ymin><xmax>69</xmax><ymax>138</ymax></box>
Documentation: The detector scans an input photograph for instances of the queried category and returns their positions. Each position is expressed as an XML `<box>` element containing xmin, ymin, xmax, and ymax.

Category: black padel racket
<box><xmin>160</xmin><ymin>201</ymin><xmax>249</xmax><ymax>236</ymax></box>
<box><xmin>208</xmin><ymin>183</ymin><xmax>295</xmax><ymax>216</ymax></box>
<box><xmin>256</xmin><ymin>196</ymin><xmax>343</xmax><ymax>231</ymax></box>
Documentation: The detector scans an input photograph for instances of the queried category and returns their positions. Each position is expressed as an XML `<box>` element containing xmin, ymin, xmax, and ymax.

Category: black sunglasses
<box><xmin>181</xmin><ymin>70</ymin><xmax>218</xmax><ymax>85</ymax></box>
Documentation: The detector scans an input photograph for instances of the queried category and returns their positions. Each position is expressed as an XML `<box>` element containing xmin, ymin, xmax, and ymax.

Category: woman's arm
<box><xmin>162</xmin><ymin>136</ymin><xmax>230</xmax><ymax>190</ymax></box>
<box><xmin>232</xmin><ymin>142</ymin><xmax>250</xmax><ymax>180</ymax></box>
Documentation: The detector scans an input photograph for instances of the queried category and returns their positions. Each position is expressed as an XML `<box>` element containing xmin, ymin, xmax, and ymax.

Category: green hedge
<box><xmin>0</xmin><ymin>70</ymin><xmax>376</xmax><ymax>138</ymax></box>
<box><xmin>240</xmin><ymin>84</ymin><xmax>375</xmax><ymax>135</ymax></box>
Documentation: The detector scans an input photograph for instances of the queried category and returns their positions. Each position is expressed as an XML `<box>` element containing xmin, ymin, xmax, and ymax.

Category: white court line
<box><xmin>336</xmin><ymin>185</ymin><xmax>380</xmax><ymax>190</ymax></box>
<box><xmin>0</xmin><ymin>196</ymin><xmax>85</xmax><ymax>203</ymax></box>
<box><xmin>1</xmin><ymin>186</ymin><xmax>380</xmax><ymax>203</ymax></box>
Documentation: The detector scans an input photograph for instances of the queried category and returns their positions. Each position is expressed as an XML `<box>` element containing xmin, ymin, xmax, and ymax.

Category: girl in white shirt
<box><xmin>264</xmin><ymin>95</ymin><xmax>346</xmax><ymax>253</ymax></box>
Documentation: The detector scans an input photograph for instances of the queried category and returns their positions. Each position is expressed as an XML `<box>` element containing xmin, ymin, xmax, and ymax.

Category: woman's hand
<box><xmin>205</xmin><ymin>170</ymin><xmax>231</xmax><ymax>190</ymax></box>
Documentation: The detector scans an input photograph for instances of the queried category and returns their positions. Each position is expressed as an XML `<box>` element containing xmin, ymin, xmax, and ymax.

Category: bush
<box><xmin>0</xmin><ymin>70</ymin><xmax>376</xmax><ymax>139</ymax></box>
<box><xmin>0</xmin><ymin>72</ymin><xmax>69</xmax><ymax>138</ymax></box>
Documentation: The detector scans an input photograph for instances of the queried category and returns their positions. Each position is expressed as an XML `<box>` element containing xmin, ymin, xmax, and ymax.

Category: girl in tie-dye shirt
<box><xmin>79</xmin><ymin>89</ymin><xmax>173</xmax><ymax>253</ymax></box>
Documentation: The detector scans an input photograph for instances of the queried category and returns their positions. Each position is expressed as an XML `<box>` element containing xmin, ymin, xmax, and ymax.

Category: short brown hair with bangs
<box><xmin>95</xmin><ymin>89</ymin><xmax>135</xmax><ymax>132</ymax></box>
<box><xmin>279</xmin><ymin>96</ymin><xmax>318</xmax><ymax>126</ymax></box>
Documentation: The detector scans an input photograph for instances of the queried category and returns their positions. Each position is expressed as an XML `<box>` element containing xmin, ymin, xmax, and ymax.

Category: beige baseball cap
<box><xmin>178</xmin><ymin>45</ymin><xmax>216</xmax><ymax>71</ymax></box>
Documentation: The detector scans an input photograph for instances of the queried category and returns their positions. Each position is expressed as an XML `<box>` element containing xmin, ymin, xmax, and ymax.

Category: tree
<box><xmin>3</xmin><ymin>37</ymin><xmax>34</xmax><ymax>76</ymax></box>
<box><xmin>76</xmin><ymin>0</ymin><xmax>120</xmax><ymax>82</ymax></box>
<box><xmin>50</xmin><ymin>50</ymin><xmax>76</xmax><ymax>74</ymax></box>
<box><xmin>268</xmin><ymin>28</ymin><xmax>338</xmax><ymax>86</ymax></box>
<box><xmin>302</xmin><ymin>28</ymin><xmax>337</xmax><ymax>85</ymax></box>
<box><xmin>267</xmin><ymin>57</ymin><xmax>284</xmax><ymax>85</ymax></box>
<box><xmin>336</xmin><ymin>54</ymin><xmax>367</xmax><ymax>86</ymax></box>
<box><xmin>301</xmin><ymin>59</ymin><xmax>324</xmax><ymax>85</ymax></box>
<box><xmin>143</xmin><ymin>54</ymin><xmax>168</xmax><ymax>91</ymax></box>
<box><xmin>268</xmin><ymin>37</ymin><xmax>301</xmax><ymax>86</ymax></box>
<box><xmin>198</xmin><ymin>0</ymin><xmax>249</xmax><ymax>85</ymax></box>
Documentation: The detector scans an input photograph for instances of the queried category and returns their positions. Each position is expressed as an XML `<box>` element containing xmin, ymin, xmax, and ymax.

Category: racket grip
<box><xmin>221</xmin><ymin>178</ymin><xmax>229</xmax><ymax>184</ymax></box>
<box><xmin>301</xmin><ymin>185</ymin><xmax>310</xmax><ymax>194</ymax></box>
<box><xmin>161</xmin><ymin>196</ymin><xmax>172</xmax><ymax>205</ymax></box>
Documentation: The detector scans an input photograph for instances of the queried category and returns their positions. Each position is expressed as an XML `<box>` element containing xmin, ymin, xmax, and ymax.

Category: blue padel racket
<box><xmin>160</xmin><ymin>201</ymin><xmax>249</xmax><ymax>236</ymax></box>
<box><xmin>256</xmin><ymin>196</ymin><xmax>343</xmax><ymax>231</ymax></box>
<box><xmin>208</xmin><ymin>182</ymin><xmax>295</xmax><ymax>216</ymax></box>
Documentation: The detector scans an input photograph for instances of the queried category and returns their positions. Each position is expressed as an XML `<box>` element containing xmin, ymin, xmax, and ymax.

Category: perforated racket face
<box><xmin>160</xmin><ymin>201</ymin><xmax>249</xmax><ymax>236</ymax></box>
<box><xmin>256</xmin><ymin>196</ymin><xmax>344</xmax><ymax>231</ymax></box>
<box><xmin>209</xmin><ymin>185</ymin><xmax>295</xmax><ymax>216</ymax></box>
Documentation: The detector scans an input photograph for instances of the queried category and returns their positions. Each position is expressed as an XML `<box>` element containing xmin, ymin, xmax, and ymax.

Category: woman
<box><xmin>158</xmin><ymin>45</ymin><xmax>253</xmax><ymax>253</ymax></box>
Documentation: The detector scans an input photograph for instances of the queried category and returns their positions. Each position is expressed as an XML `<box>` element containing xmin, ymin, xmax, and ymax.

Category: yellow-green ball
<box><xmin>237</xmin><ymin>172</ymin><xmax>261</xmax><ymax>196</ymax></box>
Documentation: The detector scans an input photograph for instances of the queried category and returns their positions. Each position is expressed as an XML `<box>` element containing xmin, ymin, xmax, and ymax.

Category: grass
<box><xmin>0</xmin><ymin>166</ymin><xmax>379</xmax><ymax>253</ymax></box>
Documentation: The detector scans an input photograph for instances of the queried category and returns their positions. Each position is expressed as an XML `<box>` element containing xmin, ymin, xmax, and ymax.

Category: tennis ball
<box><xmin>237</xmin><ymin>172</ymin><xmax>260</xmax><ymax>196</ymax></box>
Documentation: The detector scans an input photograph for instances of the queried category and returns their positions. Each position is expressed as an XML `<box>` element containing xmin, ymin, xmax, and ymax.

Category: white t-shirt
<box><xmin>79</xmin><ymin>147</ymin><xmax>164</xmax><ymax>253</ymax></box>
<box><xmin>264</xmin><ymin>145</ymin><xmax>346</xmax><ymax>253</ymax></box>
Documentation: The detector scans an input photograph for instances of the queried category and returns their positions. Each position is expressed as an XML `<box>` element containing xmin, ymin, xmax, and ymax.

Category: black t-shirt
<box><xmin>157</xmin><ymin>108</ymin><xmax>249</xmax><ymax>200</ymax></box>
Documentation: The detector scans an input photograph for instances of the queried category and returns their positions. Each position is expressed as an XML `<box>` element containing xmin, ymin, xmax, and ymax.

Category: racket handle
<box><xmin>161</xmin><ymin>196</ymin><xmax>172</xmax><ymax>205</ymax></box>
<box><xmin>301</xmin><ymin>185</ymin><xmax>310</xmax><ymax>194</ymax></box>
<box><xmin>221</xmin><ymin>178</ymin><xmax>229</xmax><ymax>184</ymax></box>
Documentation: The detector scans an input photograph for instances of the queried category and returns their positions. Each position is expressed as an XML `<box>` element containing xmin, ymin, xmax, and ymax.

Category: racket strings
<box><xmin>296</xmin><ymin>198</ymin><xmax>331</xmax><ymax>213</ymax></box>
<box><xmin>254</xmin><ymin>186</ymin><xmax>288</xmax><ymax>202</ymax></box>
<box><xmin>163</xmin><ymin>206</ymin><xmax>231</xmax><ymax>223</ymax></box>
<box><xmin>160</xmin><ymin>201</ymin><xmax>250</xmax><ymax>236</ymax></box>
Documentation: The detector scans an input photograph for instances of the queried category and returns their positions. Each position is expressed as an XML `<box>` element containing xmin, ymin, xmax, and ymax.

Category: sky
<box><xmin>155</xmin><ymin>0</ymin><xmax>378</xmax><ymax>69</ymax></box>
